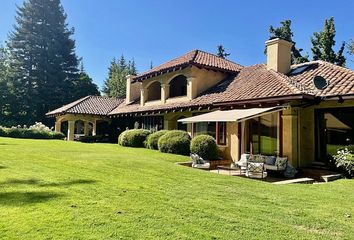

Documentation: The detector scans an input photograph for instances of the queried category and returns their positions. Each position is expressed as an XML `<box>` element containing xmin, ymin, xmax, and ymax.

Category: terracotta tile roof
<box><xmin>46</xmin><ymin>96</ymin><xmax>124</xmax><ymax>117</ymax></box>
<box><xmin>110</xmin><ymin>64</ymin><xmax>314</xmax><ymax>115</ymax></box>
<box><xmin>288</xmin><ymin>61</ymin><xmax>354</xmax><ymax>97</ymax></box>
<box><xmin>133</xmin><ymin>50</ymin><xmax>243</xmax><ymax>82</ymax></box>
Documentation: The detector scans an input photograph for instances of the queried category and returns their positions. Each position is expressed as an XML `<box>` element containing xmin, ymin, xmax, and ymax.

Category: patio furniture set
<box><xmin>191</xmin><ymin>153</ymin><xmax>290</xmax><ymax>179</ymax></box>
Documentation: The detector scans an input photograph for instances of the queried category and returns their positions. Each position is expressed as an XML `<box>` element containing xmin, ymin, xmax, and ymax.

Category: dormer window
<box><xmin>169</xmin><ymin>75</ymin><xmax>187</xmax><ymax>98</ymax></box>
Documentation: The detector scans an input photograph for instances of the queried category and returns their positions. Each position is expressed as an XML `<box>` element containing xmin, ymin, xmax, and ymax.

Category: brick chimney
<box><xmin>126</xmin><ymin>75</ymin><xmax>141</xmax><ymax>104</ymax></box>
<box><xmin>265</xmin><ymin>38</ymin><xmax>293</xmax><ymax>74</ymax></box>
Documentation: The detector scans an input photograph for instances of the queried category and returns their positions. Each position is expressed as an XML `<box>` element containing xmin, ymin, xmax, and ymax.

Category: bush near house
<box><xmin>158</xmin><ymin>130</ymin><xmax>191</xmax><ymax>155</ymax></box>
<box><xmin>145</xmin><ymin>130</ymin><xmax>168</xmax><ymax>150</ymax></box>
<box><xmin>0</xmin><ymin>123</ymin><xmax>65</xmax><ymax>140</ymax></box>
<box><xmin>118</xmin><ymin>129</ymin><xmax>151</xmax><ymax>148</ymax></box>
<box><xmin>190</xmin><ymin>134</ymin><xmax>219</xmax><ymax>160</ymax></box>
<box><xmin>333</xmin><ymin>146</ymin><xmax>354</xmax><ymax>178</ymax></box>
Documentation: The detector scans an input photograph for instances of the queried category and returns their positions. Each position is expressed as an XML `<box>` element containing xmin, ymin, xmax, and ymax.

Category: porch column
<box><xmin>92</xmin><ymin>120</ymin><xmax>97</xmax><ymax>136</ymax></box>
<box><xmin>282</xmin><ymin>109</ymin><xmax>299</xmax><ymax>167</ymax></box>
<box><xmin>187</xmin><ymin>76</ymin><xmax>196</xmax><ymax>100</ymax></box>
<box><xmin>140</xmin><ymin>88</ymin><xmax>147</xmax><ymax>106</ymax></box>
<box><xmin>84</xmin><ymin>121</ymin><xmax>90</xmax><ymax>136</ymax></box>
<box><xmin>67</xmin><ymin>120</ymin><xmax>75</xmax><ymax>141</ymax></box>
<box><xmin>161</xmin><ymin>83</ymin><xmax>170</xmax><ymax>104</ymax></box>
<box><xmin>54</xmin><ymin>121</ymin><xmax>61</xmax><ymax>133</ymax></box>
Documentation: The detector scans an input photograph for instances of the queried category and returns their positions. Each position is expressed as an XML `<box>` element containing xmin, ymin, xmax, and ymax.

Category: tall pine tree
<box><xmin>347</xmin><ymin>39</ymin><xmax>354</xmax><ymax>62</ymax></box>
<box><xmin>71</xmin><ymin>62</ymin><xmax>100</xmax><ymax>98</ymax></box>
<box><xmin>311</xmin><ymin>17</ymin><xmax>346</xmax><ymax>66</ymax></box>
<box><xmin>267</xmin><ymin>20</ymin><xmax>309</xmax><ymax>64</ymax></box>
<box><xmin>0</xmin><ymin>45</ymin><xmax>15</xmax><ymax>126</ymax></box>
<box><xmin>103</xmin><ymin>55</ymin><xmax>137</xmax><ymax>98</ymax></box>
<box><xmin>7</xmin><ymin>0</ymin><xmax>80</xmax><ymax>125</ymax></box>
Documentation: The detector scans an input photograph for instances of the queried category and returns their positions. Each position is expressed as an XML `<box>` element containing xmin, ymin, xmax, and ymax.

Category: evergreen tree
<box><xmin>0</xmin><ymin>45</ymin><xmax>15</xmax><ymax>126</ymax></box>
<box><xmin>216</xmin><ymin>45</ymin><xmax>230</xmax><ymax>59</ymax></box>
<box><xmin>103</xmin><ymin>55</ymin><xmax>137</xmax><ymax>98</ymax></box>
<box><xmin>267</xmin><ymin>20</ymin><xmax>309</xmax><ymax>64</ymax></box>
<box><xmin>150</xmin><ymin>61</ymin><xmax>154</xmax><ymax>69</ymax></box>
<box><xmin>7</xmin><ymin>0</ymin><xmax>80</xmax><ymax>124</ymax></box>
<box><xmin>311</xmin><ymin>17</ymin><xmax>346</xmax><ymax>66</ymax></box>
<box><xmin>71</xmin><ymin>62</ymin><xmax>100</xmax><ymax>98</ymax></box>
<box><xmin>347</xmin><ymin>39</ymin><xmax>354</xmax><ymax>62</ymax></box>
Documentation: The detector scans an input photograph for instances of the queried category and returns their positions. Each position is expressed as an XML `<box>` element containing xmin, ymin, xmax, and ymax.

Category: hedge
<box><xmin>190</xmin><ymin>134</ymin><xmax>219</xmax><ymax>160</ymax></box>
<box><xmin>118</xmin><ymin>129</ymin><xmax>151</xmax><ymax>148</ymax></box>
<box><xmin>0</xmin><ymin>127</ymin><xmax>65</xmax><ymax>140</ymax></box>
<box><xmin>158</xmin><ymin>130</ymin><xmax>191</xmax><ymax>156</ymax></box>
<box><xmin>145</xmin><ymin>130</ymin><xmax>168</xmax><ymax>150</ymax></box>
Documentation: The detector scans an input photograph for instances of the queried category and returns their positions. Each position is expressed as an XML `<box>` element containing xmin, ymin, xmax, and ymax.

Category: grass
<box><xmin>0</xmin><ymin>137</ymin><xmax>353</xmax><ymax>239</ymax></box>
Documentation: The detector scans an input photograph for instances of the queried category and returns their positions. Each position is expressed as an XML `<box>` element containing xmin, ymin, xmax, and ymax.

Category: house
<box><xmin>46</xmin><ymin>38</ymin><xmax>354</xmax><ymax>168</ymax></box>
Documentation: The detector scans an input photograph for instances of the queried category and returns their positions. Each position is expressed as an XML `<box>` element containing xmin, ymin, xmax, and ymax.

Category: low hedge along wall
<box><xmin>158</xmin><ymin>130</ymin><xmax>191</xmax><ymax>156</ymax></box>
<box><xmin>118</xmin><ymin>129</ymin><xmax>151</xmax><ymax>148</ymax></box>
<box><xmin>0</xmin><ymin>127</ymin><xmax>65</xmax><ymax>140</ymax></box>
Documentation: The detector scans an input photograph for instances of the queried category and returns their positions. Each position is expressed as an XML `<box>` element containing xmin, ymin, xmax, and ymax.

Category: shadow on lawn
<box><xmin>0</xmin><ymin>178</ymin><xmax>97</xmax><ymax>187</ymax></box>
<box><xmin>0</xmin><ymin>191</ymin><xmax>62</xmax><ymax>205</ymax></box>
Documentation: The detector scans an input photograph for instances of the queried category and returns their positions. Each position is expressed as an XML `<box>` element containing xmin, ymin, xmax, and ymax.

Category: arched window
<box><xmin>147</xmin><ymin>81</ymin><xmax>161</xmax><ymax>101</ymax></box>
<box><xmin>169</xmin><ymin>75</ymin><xmax>187</xmax><ymax>98</ymax></box>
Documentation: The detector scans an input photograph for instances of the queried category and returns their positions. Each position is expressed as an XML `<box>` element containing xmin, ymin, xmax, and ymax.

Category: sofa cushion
<box><xmin>264</xmin><ymin>164</ymin><xmax>278</xmax><ymax>171</ymax></box>
<box><xmin>265</xmin><ymin>156</ymin><xmax>276</xmax><ymax>165</ymax></box>
<box><xmin>275</xmin><ymin>157</ymin><xmax>288</xmax><ymax>170</ymax></box>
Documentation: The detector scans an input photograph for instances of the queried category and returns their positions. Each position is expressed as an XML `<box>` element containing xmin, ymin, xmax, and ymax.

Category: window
<box><xmin>217</xmin><ymin>122</ymin><xmax>227</xmax><ymax>145</ymax></box>
<box><xmin>140</xmin><ymin>116</ymin><xmax>164</xmax><ymax>131</ymax></box>
<box><xmin>193</xmin><ymin>122</ymin><xmax>216</xmax><ymax>139</ymax></box>
<box><xmin>316</xmin><ymin>108</ymin><xmax>354</xmax><ymax>162</ymax></box>
<box><xmin>169</xmin><ymin>75</ymin><xmax>187</xmax><ymax>98</ymax></box>
<box><xmin>193</xmin><ymin>121</ymin><xmax>227</xmax><ymax>145</ymax></box>
<box><xmin>247</xmin><ymin>113</ymin><xmax>279</xmax><ymax>155</ymax></box>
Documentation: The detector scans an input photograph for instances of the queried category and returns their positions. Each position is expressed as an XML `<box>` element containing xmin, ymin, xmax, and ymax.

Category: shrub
<box><xmin>0</xmin><ymin>123</ymin><xmax>65</xmax><ymax>140</ymax></box>
<box><xmin>190</xmin><ymin>134</ymin><xmax>219</xmax><ymax>160</ymax></box>
<box><xmin>158</xmin><ymin>130</ymin><xmax>191</xmax><ymax>156</ymax></box>
<box><xmin>146</xmin><ymin>130</ymin><xmax>168</xmax><ymax>150</ymax></box>
<box><xmin>333</xmin><ymin>147</ymin><xmax>354</xmax><ymax>177</ymax></box>
<box><xmin>118</xmin><ymin>129</ymin><xmax>150</xmax><ymax>148</ymax></box>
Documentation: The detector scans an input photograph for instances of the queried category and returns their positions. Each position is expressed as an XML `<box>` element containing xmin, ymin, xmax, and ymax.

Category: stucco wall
<box><xmin>219</xmin><ymin>122</ymin><xmax>239</xmax><ymax>161</ymax></box>
<box><xmin>298</xmin><ymin>100</ymin><xmax>354</xmax><ymax>166</ymax></box>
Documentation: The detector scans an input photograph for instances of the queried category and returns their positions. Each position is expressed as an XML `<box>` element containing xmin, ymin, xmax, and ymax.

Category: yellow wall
<box><xmin>219</xmin><ymin>122</ymin><xmax>239</xmax><ymax>161</ymax></box>
<box><xmin>138</xmin><ymin>66</ymin><xmax>227</xmax><ymax>106</ymax></box>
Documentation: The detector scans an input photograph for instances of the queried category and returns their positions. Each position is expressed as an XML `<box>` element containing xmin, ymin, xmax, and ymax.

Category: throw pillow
<box><xmin>275</xmin><ymin>157</ymin><xmax>288</xmax><ymax>170</ymax></box>
<box><xmin>265</xmin><ymin>156</ymin><xmax>276</xmax><ymax>165</ymax></box>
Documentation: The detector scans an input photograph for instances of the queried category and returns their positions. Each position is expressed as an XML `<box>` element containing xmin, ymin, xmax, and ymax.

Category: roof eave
<box><xmin>213</xmin><ymin>94</ymin><xmax>315</xmax><ymax>107</ymax></box>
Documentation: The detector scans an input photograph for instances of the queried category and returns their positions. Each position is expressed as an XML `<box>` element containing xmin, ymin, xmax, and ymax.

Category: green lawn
<box><xmin>0</xmin><ymin>138</ymin><xmax>353</xmax><ymax>239</ymax></box>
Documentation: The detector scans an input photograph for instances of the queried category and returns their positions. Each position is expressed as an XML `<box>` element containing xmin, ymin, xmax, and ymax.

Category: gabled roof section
<box><xmin>46</xmin><ymin>96</ymin><xmax>124</xmax><ymax>117</ymax></box>
<box><xmin>133</xmin><ymin>50</ymin><xmax>243</xmax><ymax>82</ymax></box>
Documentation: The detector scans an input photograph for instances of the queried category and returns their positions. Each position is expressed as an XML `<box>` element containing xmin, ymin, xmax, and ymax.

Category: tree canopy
<box><xmin>311</xmin><ymin>17</ymin><xmax>346</xmax><ymax>66</ymax></box>
<box><xmin>267</xmin><ymin>20</ymin><xmax>309</xmax><ymax>64</ymax></box>
<box><xmin>103</xmin><ymin>56</ymin><xmax>137</xmax><ymax>98</ymax></box>
<box><xmin>2</xmin><ymin>0</ymin><xmax>98</xmax><ymax>126</ymax></box>
<box><xmin>216</xmin><ymin>45</ymin><xmax>230</xmax><ymax>59</ymax></box>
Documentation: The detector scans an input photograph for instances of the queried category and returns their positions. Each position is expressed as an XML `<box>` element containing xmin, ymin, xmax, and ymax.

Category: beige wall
<box><xmin>219</xmin><ymin>122</ymin><xmax>239</xmax><ymax>161</ymax></box>
<box><xmin>138</xmin><ymin>66</ymin><xmax>227</xmax><ymax>106</ymax></box>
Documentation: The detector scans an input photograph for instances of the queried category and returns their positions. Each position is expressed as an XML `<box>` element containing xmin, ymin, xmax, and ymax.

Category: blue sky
<box><xmin>1</xmin><ymin>0</ymin><xmax>354</xmax><ymax>89</ymax></box>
